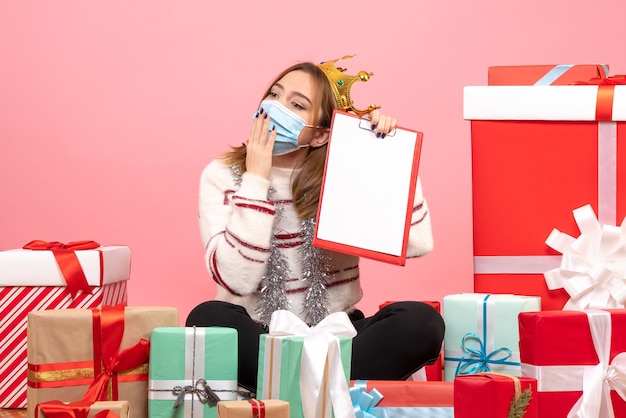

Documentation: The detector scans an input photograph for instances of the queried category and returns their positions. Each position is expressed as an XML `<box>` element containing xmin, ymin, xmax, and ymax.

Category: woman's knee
<box><xmin>185</xmin><ymin>300</ymin><xmax>247</xmax><ymax>327</ymax></box>
<box><xmin>383</xmin><ymin>301</ymin><xmax>442</xmax><ymax>321</ymax></box>
<box><xmin>383</xmin><ymin>301</ymin><xmax>445</xmax><ymax>341</ymax></box>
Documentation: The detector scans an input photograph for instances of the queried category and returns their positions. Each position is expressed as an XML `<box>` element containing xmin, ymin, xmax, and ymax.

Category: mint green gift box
<box><xmin>443</xmin><ymin>293</ymin><xmax>540</xmax><ymax>381</ymax></box>
<box><xmin>148</xmin><ymin>326</ymin><xmax>238</xmax><ymax>418</ymax></box>
<box><xmin>257</xmin><ymin>334</ymin><xmax>352</xmax><ymax>418</ymax></box>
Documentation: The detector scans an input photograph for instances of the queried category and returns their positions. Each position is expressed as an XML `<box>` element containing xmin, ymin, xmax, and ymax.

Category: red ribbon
<box><xmin>23</xmin><ymin>240</ymin><xmax>101</xmax><ymax>298</ymax></box>
<box><xmin>574</xmin><ymin>75</ymin><xmax>626</xmax><ymax>121</ymax></box>
<box><xmin>93</xmin><ymin>410</ymin><xmax>119</xmax><ymax>418</ymax></box>
<box><xmin>35</xmin><ymin>400</ymin><xmax>120</xmax><ymax>418</ymax></box>
<box><xmin>575</xmin><ymin>75</ymin><xmax>626</xmax><ymax>86</ymax></box>
<box><xmin>248</xmin><ymin>399</ymin><xmax>266</xmax><ymax>418</ymax></box>
<box><xmin>81</xmin><ymin>304</ymin><xmax>151</xmax><ymax>403</ymax></box>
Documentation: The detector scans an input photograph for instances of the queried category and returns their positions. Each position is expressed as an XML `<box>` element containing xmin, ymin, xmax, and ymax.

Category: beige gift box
<box><xmin>27</xmin><ymin>306</ymin><xmax>179</xmax><ymax>418</ymax></box>
<box><xmin>217</xmin><ymin>399</ymin><xmax>290</xmax><ymax>417</ymax></box>
<box><xmin>36</xmin><ymin>400</ymin><xmax>130</xmax><ymax>418</ymax></box>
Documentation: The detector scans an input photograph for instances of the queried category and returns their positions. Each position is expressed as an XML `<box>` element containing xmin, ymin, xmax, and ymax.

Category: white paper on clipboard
<box><xmin>314</xmin><ymin>111</ymin><xmax>423</xmax><ymax>264</ymax></box>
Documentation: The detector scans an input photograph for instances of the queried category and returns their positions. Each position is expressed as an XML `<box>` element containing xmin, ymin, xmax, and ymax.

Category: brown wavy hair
<box><xmin>219</xmin><ymin>62</ymin><xmax>337</xmax><ymax>220</ymax></box>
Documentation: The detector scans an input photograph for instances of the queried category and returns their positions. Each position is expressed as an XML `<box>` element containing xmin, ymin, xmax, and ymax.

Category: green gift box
<box><xmin>148</xmin><ymin>327</ymin><xmax>238</xmax><ymax>418</ymax></box>
<box><xmin>443</xmin><ymin>293</ymin><xmax>541</xmax><ymax>381</ymax></box>
<box><xmin>257</xmin><ymin>311</ymin><xmax>355</xmax><ymax>418</ymax></box>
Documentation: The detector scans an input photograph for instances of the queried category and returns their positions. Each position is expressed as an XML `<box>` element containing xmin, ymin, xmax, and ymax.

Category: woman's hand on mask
<box><xmin>245</xmin><ymin>108</ymin><xmax>276</xmax><ymax>179</ymax></box>
<box><xmin>367</xmin><ymin>109</ymin><xmax>397</xmax><ymax>139</ymax></box>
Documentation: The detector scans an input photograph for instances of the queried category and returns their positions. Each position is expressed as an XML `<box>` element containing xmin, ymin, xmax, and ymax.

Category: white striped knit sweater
<box><xmin>198</xmin><ymin>158</ymin><xmax>434</xmax><ymax>324</ymax></box>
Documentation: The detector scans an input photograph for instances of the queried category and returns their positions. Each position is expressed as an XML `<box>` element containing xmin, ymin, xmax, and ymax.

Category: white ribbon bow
<box><xmin>269</xmin><ymin>310</ymin><xmax>358</xmax><ymax>418</ymax></box>
<box><xmin>544</xmin><ymin>204</ymin><xmax>626</xmax><ymax>309</ymax></box>
<box><xmin>567</xmin><ymin>310</ymin><xmax>626</xmax><ymax>418</ymax></box>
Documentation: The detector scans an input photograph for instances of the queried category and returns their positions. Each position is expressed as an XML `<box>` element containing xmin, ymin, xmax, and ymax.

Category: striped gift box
<box><xmin>0</xmin><ymin>245</ymin><xmax>130</xmax><ymax>408</ymax></box>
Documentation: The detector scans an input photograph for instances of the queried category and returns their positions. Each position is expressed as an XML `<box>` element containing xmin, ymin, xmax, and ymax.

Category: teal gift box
<box><xmin>443</xmin><ymin>293</ymin><xmax>540</xmax><ymax>381</ymax></box>
<box><xmin>148</xmin><ymin>327</ymin><xmax>238</xmax><ymax>418</ymax></box>
<box><xmin>257</xmin><ymin>311</ymin><xmax>355</xmax><ymax>418</ymax></box>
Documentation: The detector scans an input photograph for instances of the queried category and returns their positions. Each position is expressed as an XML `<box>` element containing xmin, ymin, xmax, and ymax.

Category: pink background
<box><xmin>2</xmin><ymin>0</ymin><xmax>625</xmax><ymax>324</ymax></box>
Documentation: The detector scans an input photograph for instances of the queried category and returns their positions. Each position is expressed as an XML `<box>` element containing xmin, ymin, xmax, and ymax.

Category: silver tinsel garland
<box><xmin>256</xmin><ymin>205</ymin><xmax>292</xmax><ymax>326</ymax></box>
<box><xmin>299</xmin><ymin>217</ymin><xmax>332</xmax><ymax>326</ymax></box>
<box><xmin>230</xmin><ymin>164</ymin><xmax>243</xmax><ymax>187</ymax></box>
<box><xmin>230</xmin><ymin>165</ymin><xmax>332</xmax><ymax>326</ymax></box>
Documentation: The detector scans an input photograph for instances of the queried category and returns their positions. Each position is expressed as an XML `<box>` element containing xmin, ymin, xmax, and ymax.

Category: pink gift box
<box><xmin>0</xmin><ymin>244</ymin><xmax>130</xmax><ymax>408</ymax></box>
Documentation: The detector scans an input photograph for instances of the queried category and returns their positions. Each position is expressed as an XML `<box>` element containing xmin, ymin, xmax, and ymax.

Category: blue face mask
<box><xmin>255</xmin><ymin>99</ymin><xmax>313</xmax><ymax>155</ymax></box>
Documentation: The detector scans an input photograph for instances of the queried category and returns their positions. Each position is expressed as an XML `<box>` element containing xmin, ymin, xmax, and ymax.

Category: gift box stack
<box><xmin>0</xmin><ymin>238</ymin><xmax>354</xmax><ymax>418</ymax></box>
<box><xmin>449</xmin><ymin>63</ymin><xmax>626</xmax><ymax>417</ymax></box>
<box><xmin>1</xmin><ymin>240</ymin><xmax>364</xmax><ymax>418</ymax></box>
<box><xmin>0</xmin><ymin>241</ymin><xmax>131</xmax><ymax>409</ymax></box>
<box><xmin>0</xmin><ymin>241</ymin><xmax>191</xmax><ymax>418</ymax></box>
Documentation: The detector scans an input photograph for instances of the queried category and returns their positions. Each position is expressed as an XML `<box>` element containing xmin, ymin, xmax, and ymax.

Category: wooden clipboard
<box><xmin>313</xmin><ymin>110</ymin><xmax>423</xmax><ymax>265</ymax></box>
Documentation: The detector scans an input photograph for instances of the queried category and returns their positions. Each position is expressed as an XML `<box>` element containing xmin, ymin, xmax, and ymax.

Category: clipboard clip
<box><xmin>358</xmin><ymin>116</ymin><xmax>397</xmax><ymax>137</ymax></box>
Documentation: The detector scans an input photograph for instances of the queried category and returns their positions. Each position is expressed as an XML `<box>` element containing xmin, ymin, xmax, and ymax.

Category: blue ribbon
<box><xmin>444</xmin><ymin>294</ymin><xmax>521</xmax><ymax>376</ymax></box>
<box><xmin>453</xmin><ymin>332</ymin><xmax>518</xmax><ymax>375</ymax></box>
<box><xmin>533</xmin><ymin>64</ymin><xmax>610</xmax><ymax>85</ymax></box>
<box><xmin>534</xmin><ymin>64</ymin><xmax>574</xmax><ymax>85</ymax></box>
<box><xmin>350</xmin><ymin>381</ymin><xmax>384</xmax><ymax>418</ymax></box>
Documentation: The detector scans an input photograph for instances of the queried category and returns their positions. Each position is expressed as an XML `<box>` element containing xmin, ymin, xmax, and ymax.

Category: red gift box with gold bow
<box><xmin>26</xmin><ymin>304</ymin><xmax>178</xmax><ymax>418</ymax></box>
<box><xmin>464</xmin><ymin>75</ymin><xmax>626</xmax><ymax>310</ymax></box>
<box><xmin>0</xmin><ymin>241</ymin><xmax>130</xmax><ymax>409</ymax></box>
<box><xmin>454</xmin><ymin>373</ymin><xmax>538</xmax><ymax>418</ymax></box>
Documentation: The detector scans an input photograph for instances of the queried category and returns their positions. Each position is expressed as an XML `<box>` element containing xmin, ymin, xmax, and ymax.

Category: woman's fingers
<box><xmin>248</xmin><ymin>108</ymin><xmax>267</xmax><ymax>146</ymax></box>
<box><xmin>245</xmin><ymin>108</ymin><xmax>274</xmax><ymax>179</ymax></box>
<box><xmin>367</xmin><ymin>109</ymin><xmax>397</xmax><ymax>138</ymax></box>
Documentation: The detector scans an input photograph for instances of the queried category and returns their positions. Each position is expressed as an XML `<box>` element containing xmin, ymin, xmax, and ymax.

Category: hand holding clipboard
<box><xmin>313</xmin><ymin>110</ymin><xmax>423</xmax><ymax>265</ymax></box>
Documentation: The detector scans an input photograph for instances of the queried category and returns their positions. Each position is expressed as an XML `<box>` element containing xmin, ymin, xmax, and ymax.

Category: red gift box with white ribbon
<box><xmin>464</xmin><ymin>77</ymin><xmax>626</xmax><ymax>310</ymax></box>
<box><xmin>519</xmin><ymin>309</ymin><xmax>626</xmax><ymax>417</ymax></box>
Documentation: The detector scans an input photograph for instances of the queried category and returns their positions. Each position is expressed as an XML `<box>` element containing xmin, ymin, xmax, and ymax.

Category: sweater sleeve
<box><xmin>198</xmin><ymin>160</ymin><xmax>276</xmax><ymax>295</ymax></box>
<box><xmin>406</xmin><ymin>176</ymin><xmax>434</xmax><ymax>258</ymax></box>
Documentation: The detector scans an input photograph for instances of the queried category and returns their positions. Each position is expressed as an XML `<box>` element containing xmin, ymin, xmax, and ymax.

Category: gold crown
<box><xmin>318</xmin><ymin>55</ymin><xmax>380</xmax><ymax>116</ymax></box>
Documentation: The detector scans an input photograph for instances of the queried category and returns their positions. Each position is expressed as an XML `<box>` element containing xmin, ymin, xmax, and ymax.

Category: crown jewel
<box><xmin>318</xmin><ymin>55</ymin><xmax>380</xmax><ymax>116</ymax></box>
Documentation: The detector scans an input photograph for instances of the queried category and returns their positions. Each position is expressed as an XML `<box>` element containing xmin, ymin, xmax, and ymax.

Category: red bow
<box><xmin>36</xmin><ymin>400</ymin><xmax>120</xmax><ymax>418</ymax></box>
<box><xmin>573</xmin><ymin>75</ymin><xmax>626</xmax><ymax>120</ymax></box>
<box><xmin>574</xmin><ymin>75</ymin><xmax>626</xmax><ymax>86</ymax></box>
<box><xmin>81</xmin><ymin>304</ymin><xmax>150</xmax><ymax>403</ymax></box>
<box><xmin>23</xmin><ymin>240</ymin><xmax>101</xmax><ymax>298</ymax></box>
